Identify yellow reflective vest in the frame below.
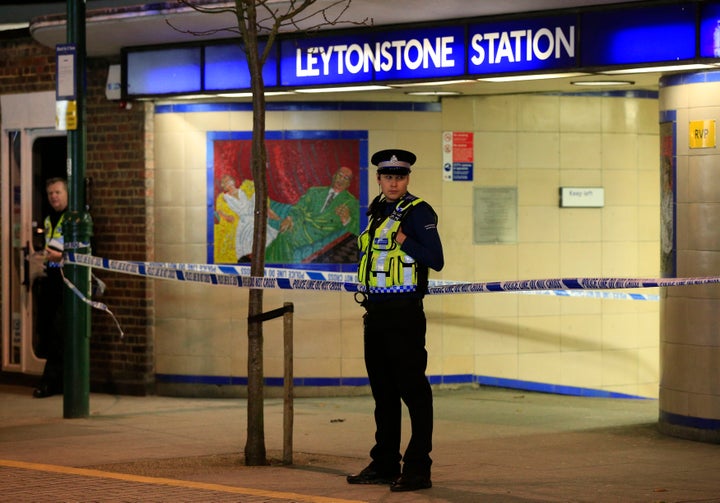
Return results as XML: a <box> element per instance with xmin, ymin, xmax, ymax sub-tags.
<box><xmin>358</xmin><ymin>196</ymin><xmax>423</xmax><ymax>294</ymax></box>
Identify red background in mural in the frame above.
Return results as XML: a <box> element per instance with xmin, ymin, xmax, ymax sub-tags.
<box><xmin>213</xmin><ymin>139</ymin><xmax>361</xmax><ymax>202</ymax></box>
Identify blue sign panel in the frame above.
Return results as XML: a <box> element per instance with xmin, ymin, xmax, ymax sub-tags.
<box><xmin>581</xmin><ymin>4</ymin><xmax>696</xmax><ymax>66</ymax></box>
<box><xmin>468</xmin><ymin>16</ymin><xmax>577</xmax><ymax>75</ymax></box>
<box><xmin>205</xmin><ymin>42</ymin><xmax>278</xmax><ymax>90</ymax></box>
<box><xmin>700</xmin><ymin>2</ymin><xmax>720</xmax><ymax>58</ymax></box>
<box><xmin>280</xmin><ymin>26</ymin><xmax>465</xmax><ymax>87</ymax></box>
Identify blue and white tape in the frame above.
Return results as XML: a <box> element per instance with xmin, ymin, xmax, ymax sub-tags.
<box><xmin>63</xmin><ymin>253</ymin><xmax>711</xmax><ymax>301</ymax></box>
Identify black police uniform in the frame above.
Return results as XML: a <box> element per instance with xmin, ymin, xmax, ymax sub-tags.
<box><xmin>348</xmin><ymin>149</ymin><xmax>444</xmax><ymax>492</ymax></box>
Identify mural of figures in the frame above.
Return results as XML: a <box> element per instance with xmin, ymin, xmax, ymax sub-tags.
<box><xmin>660</xmin><ymin>122</ymin><xmax>675</xmax><ymax>277</ymax></box>
<box><xmin>213</xmin><ymin>175</ymin><xmax>279</xmax><ymax>263</ymax></box>
<box><xmin>209</xmin><ymin>133</ymin><xmax>366</xmax><ymax>266</ymax></box>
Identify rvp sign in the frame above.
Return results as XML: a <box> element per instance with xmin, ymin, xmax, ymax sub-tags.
<box><xmin>689</xmin><ymin>120</ymin><xmax>716</xmax><ymax>149</ymax></box>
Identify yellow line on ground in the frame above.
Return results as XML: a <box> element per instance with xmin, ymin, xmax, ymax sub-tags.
<box><xmin>0</xmin><ymin>459</ymin><xmax>368</xmax><ymax>503</ymax></box>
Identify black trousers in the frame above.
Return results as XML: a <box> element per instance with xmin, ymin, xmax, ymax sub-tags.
<box><xmin>36</xmin><ymin>272</ymin><xmax>64</xmax><ymax>392</ymax></box>
<box><xmin>363</xmin><ymin>299</ymin><xmax>433</xmax><ymax>476</ymax></box>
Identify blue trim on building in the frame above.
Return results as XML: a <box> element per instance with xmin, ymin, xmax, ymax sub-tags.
<box><xmin>155</xmin><ymin>101</ymin><xmax>443</xmax><ymax>114</ymax></box>
<box><xmin>660</xmin><ymin>410</ymin><xmax>720</xmax><ymax>431</ymax></box>
<box><xmin>155</xmin><ymin>373</ymin><xmax>648</xmax><ymax>399</ymax></box>
<box><xmin>660</xmin><ymin>69</ymin><xmax>720</xmax><ymax>88</ymax></box>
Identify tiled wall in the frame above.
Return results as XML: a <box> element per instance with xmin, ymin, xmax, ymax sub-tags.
<box><xmin>152</xmin><ymin>92</ymin><xmax>660</xmax><ymax>398</ymax></box>
<box><xmin>659</xmin><ymin>73</ymin><xmax>720</xmax><ymax>434</ymax></box>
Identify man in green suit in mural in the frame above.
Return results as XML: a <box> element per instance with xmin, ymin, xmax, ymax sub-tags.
<box><xmin>266</xmin><ymin>166</ymin><xmax>359</xmax><ymax>263</ymax></box>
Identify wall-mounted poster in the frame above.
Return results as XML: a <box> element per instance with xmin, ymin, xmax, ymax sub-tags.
<box><xmin>207</xmin><ymin>130</ymin><xmax>368</xmax><ymax>271</ymax></box>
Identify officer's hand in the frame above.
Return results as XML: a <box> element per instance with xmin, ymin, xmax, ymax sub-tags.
<box><xmin>395</xmin><ymin>226</ymin><xmax>406</xmax><ymax>245</ymax></box>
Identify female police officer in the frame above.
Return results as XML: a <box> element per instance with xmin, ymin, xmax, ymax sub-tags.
<box><xmin>347</xmin><ymin>149</ymin><xmax>444</xmax><ymax>492</ymax></box>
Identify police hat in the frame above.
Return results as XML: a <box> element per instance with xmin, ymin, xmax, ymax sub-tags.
<box><xmin>371</xmin><ymin>149</ymin><xmax>416</xmax><ymax>175</ymax></box>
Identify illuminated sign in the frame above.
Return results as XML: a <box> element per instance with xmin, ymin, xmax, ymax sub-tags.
<box><xmin>581</xmin><ymin>4</ymin><xmax>696</xmax><ymax>66</ymax></box>
<box><xmin>280</xmin><ymin>26</ymin><xmax>465</xmax><ymax>86</ymax></box>
<box><xmin>700</xmin><ymin>2</ymin><xmax>720</xmax><ymax>58</ymax></box>
<box><xmin>123</xmin><ymin>1</ymin><xmax>720</xmax><ymax>98</ymax></box>
<box><xmin>468</xmin><ymin>16</ymin><xmax>576</xmax><ymax>74</ymax></box>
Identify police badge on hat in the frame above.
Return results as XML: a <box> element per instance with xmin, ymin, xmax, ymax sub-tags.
<box><xmin>371</xmin><ymin>149</ymin><xmax>416</xmax><ymax>175</ymax></box>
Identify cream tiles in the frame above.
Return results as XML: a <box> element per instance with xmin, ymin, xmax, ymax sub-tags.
<box><xmin>155</xmin><ymin>206</ymin><xmax>186</xmax><ymax>245</ymax></box>
<box><xmin>442</xmin><ymin>319</ymin><xmax>475</xmax><ymax>356</ymax></box>
<box><xmin>601</xmin><ymin>241</ymin><xmax>638</xmax><ymax>276</ymax></box>
<box><xmin>559</xmin><ymin>242</ymin><xmax>602</xmax><ymax>276</ymax></box>
<box><xmin>156</xmin><ymin>354</ymin><xmax>233</xmax><ymax>376</ymax></box>
<box><xmin>637</xmin><ymin>170</ymin><xmax>660</xmax><ymax>207</ymax></box>
<box><xmin>636</xmin><ymin>99</ymin><xmax>659</xmax><ymax>135</ymax></box>
<box><xmin>154</xmin><ymin>132</ymin><xmax>187</xmax><ymax>172</ymax></box>
<box><xmin>294</xmin><ymin>319</ymin><xmax>342</xmax><ymax>358</ymax></box>
<box><xmin>294</xmin><ymin>356</ymin><xmax>341</xmax><ymax>377</ymax></box>
<box><xmin>518</xmin><ymin>206</ymin><xmax>559</xmax><ymax>242</ymax></box>
<box><xmin>474</xmin><ymin>293</ymin><xmax>518</xmax><ymax>318</ymax></box>
<box><xmin>517</xmin><ymin>169</ymin><xmax>560</xmax><ymax>206</ymax></box>
<box><xmin>154</xmin><ymin>167</ymin><xmax>186</xmax><ymax>207</ymax></box>
<box><xmin>601</xmin><ymin>134</ymin><xmax>638</xmax><ymax>172</ymax></box>
<box><xmin>560</xmin><ymin>314</ymin><xmax>602</xmax><ymax>351</ymax></box>
<box><xmin>560</xmin><ymin>210</ymin><xmax>602</xmax><ymax>242</ymax></box>
<box><xmin>474</xmin><ymin>95</ymin><xmax>518</xmax><ymax>131</ymax></box>
<box><xmin>152</xmin><ymin>91</ymin><xmax>662</xmax><ymax>398</ymax></box>
<box><xmin>602</xmin><ymin>98</ymin><xmax>638</xmax><ymax>133</ymax></box>
<box><xmin>601</xmin><ymin>349</ymin><xmax>639</xmax><ymax>386</ymax></box>
<box><xmin>560</xmin><ymin>133</ymin><xmax>602</xmax><ymax>170</ymax></box>
<box><xmin>474</xmin><ymin>354</ymin><xmax>518</xmax><ymax>379</ymax></box>
<box><xmin>475</xmin><ymin>131</ymin><xmax>518</xmax><ymax>170</ymax></box>
<box><xmin>517</xmin><ymin>95</ymin><xmax>560</xmax><ymax>132</ymax></box>
<box><xmin>559</xmin><ymin>169</ymin><xmax>602</xmax><ymax>187</ymax></box>
<box><xmin>560</xmin><ymin>351</ymin><xmax>603</xmax><ymax>388</ymax></box>
<box><xmin>518</xmin><ymin>315</ymin><xmax>560</xmax><ymax>353</ymax></box>
<box><xmin>637</xmin><ymin>134</ymin><xmax>660</xmax><ymax>171</ymax></box>
<box><xmin>517</xmin><ymin>132</ymin><xmax>560</xmax><ymax>169</ymax></box>
<box><xmin>602</xmin><ymin>312</ymin><xmax>638</xmax><ymax>350</ymax></box>
<box><xmin>473</xmin><ymin>168</ymin><xmax>518</xmax><ymax>186</ymax></box>
<box><xmin>688</xmin><ymin>154</ymin><xmax>720</xmax><ymax>202</ymax></box>
<box><xmin>517</xmin><ymin>242</ymin><xmax>561</xmax><ymax>278</ymax></box>
<box><xmin>282</xmin><ymin>110</ymin><xmax>341</xmax><ymax>130</ymax></box>
<box><xmin>517</xmin><ymin>293</ymin><xmax>561</xmax><ymax>317</ymax></box>
<box><xmin>603</xmin><ymin>171</ymin><xmax>639</xmax><ymax>206</ymax></box>
<box><xmin>441</xmin><ymin>294</ymin><xmax>475</xmax><ymax>318</ymax></box>
<box><xmin>228</xmin><ymin>111</ymin><xmax>253</xmax><ymax>130</ymax></box>
<box><xmin>518</xmin><ymin>352</ymin><xmax>562</xmax><ymax>383</ymax></box>
<box><xmin>560</xmin><ymin>96</ymin><xmax>602</xmax><ymax>132</ymax></box>
<box><xmin>474</xmin><ymin>316</ymin><xmax>518</xmax><ymax>354</ymax></box>
<box><xmin>186</xmin><ymin>111</ymin><xmax>232</xmax><ymax>131</ymax></box>
<box><xmin>687</xmin><ymin>81</ymin><xmax>720</xmax><ymax>109</ymax></box>
<box><xmin>471</xmin><ymin>245</ymin><xmax>517</xmax><ymax>280</ymax></box>
<box><xmin>602</xmin><ymin>206</ymin><xmax>638</xmax><ymax>241</ymax></box>
<box><xmin>441</xmin><ymin>96</ymin><xmax>475</xmax><ymax>131</ymax></box>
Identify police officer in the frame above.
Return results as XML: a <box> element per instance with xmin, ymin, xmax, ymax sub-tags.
<box><xmin>347</xmin><ymin>149</ymin><xmax>444</xmax><ymax>492</ymax></box>
<box><xmin>33</xmin><ymin>177</ymin><xmax>68</xmax><ymax>398</ymax></box>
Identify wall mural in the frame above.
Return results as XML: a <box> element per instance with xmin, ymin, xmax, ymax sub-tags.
<box><xmin>207</xmin><ymin>130</ymin><xmax>368</xmax><ymax>270</ymax></box>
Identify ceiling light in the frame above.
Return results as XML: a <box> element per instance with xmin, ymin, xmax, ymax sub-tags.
<box><xmin>602</xmin><ymin>64</ymin><xmax>714</xmax><ymax>74</ymax></box>
<box><xmin>295</xmin><ymin>85</ymin><xmax>391</xmax><ymax>93</ymax></box>
<box><xmin>216</xmin><ymin>91</ymin><xmax>295</xmax><ymax>98</ymax></box>
<box><xmin>477</xmin><ymin>72</ymin><xmax>588</xmax><ymax>83</ymax></box>
<box><xmin>571</xmin><ymin>80</ymin><xmax>634</xmax><ymax>86</ymax></box>
<box><xmin>392</xmin><ymin>79</ymin><xmax>473</xmax><ymax>88</ymax></box>
<box><xmin>406</xmin><ymin>91</ymin><xmax>461</xmax><ymax>96</ymax></box>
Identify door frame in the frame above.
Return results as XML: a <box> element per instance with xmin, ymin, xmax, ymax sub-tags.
<box><xmin>1</xmin><ymin>91</ymin><xmax>61</xmax><ymax>374</ymax></box>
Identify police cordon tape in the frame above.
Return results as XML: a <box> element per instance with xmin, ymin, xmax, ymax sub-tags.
<box><xmin>62</xmin><ymin>253</ymin><xmax>720</xmax><ymax>302</ymax></box>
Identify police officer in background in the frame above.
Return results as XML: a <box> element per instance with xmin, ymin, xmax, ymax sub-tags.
<box><xmin>32</xmin><ymin>177</ymin><xmax>68</xmax><ymax>398</ymax></box>
<box><xmin>347</xmin><ymin>149</ymin><xmax>444</xmax><ymax>492</ymax></box>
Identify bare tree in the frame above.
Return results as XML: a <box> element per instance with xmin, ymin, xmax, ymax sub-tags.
<box><xmin>172</xmin><ymin>0</ymin><xmax>367</xmax><ymax>466</ymax></box>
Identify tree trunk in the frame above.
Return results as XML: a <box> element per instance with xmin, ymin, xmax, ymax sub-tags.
<box><xmin>240</xmin><ymin>0</ymin><xmax>269</xmax><ymax>467</ymax></box>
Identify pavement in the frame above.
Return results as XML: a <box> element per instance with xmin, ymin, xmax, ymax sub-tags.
<box><xmin>1</xmin><ymin>383</ymin><xmax>720</xmax><ymax>503</ymax></box>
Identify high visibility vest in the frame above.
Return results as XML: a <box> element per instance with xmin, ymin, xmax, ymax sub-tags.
<box><xmin>43</xmin><ymin>212</ymin><xmax>65</xmax><ymax>268</ymax></box>
<box><xmin>358</xmin><ymin>196</ymin><xmax>423</xmax><ymax>294</ymax></box>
